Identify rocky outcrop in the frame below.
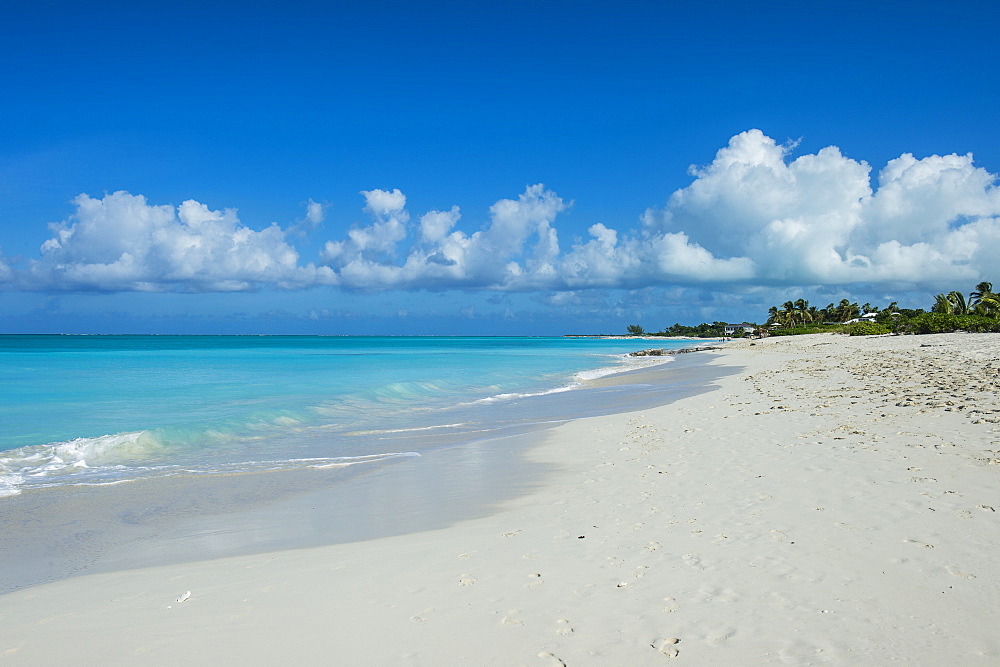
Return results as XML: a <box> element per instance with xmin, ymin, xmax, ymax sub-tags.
<box><xmin>629</xmin><ymin>345</ymin><xmax>722</xmax><ymax>357</ymax></box>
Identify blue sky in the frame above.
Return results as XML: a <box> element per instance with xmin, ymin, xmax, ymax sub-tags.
<box><xmin>2</xmin><ymin>0</ymin><xmax>998</xmax><ymax>334</ymax></box>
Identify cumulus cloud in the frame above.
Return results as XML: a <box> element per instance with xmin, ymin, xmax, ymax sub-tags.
<box><xmin>304</xmin><ymin>198</ymin><xmax>326</xmax><ymax>225</ymax></box>
<box><xmin>315</xmin><ymin>184</ymin><xmax>571</xmax><ymax>290</ymax></box>
<box><xmin>646</xmin><ymin>129</ymin><xmax>1000</xmax><ymax>286</ymax></box>
<box><xmin>9</xmin><ymin>130</ymin><xmax>1000</xmax><ymax>295</ymax></box>
<box><xmin>308</xmin><ymin>131</ymin><xmax>997</xmax><ymax>292</ymax></box>
<box><xmin>321</xmin><ymin>189</ymin><xmax>411</xmax><ymax>269</ymax></box>
<box><xmin>25</xmin><ymin>191</ymin><xmax>333</xmax><ymax>292</ymax></box>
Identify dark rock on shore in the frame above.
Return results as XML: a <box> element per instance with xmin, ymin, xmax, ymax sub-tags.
<box><xmin>629</xmin><ymin>345</ymin><xmax>722</xmax><ymax>357</ymax></box>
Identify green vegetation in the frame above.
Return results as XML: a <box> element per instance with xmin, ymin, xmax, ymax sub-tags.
<box><xmin>767</xmin><ymin>298</ymin><xmax>875</xmax><ymax>326</ymax></box>
<box><xmin>898</xmin><ymin>313</ymin><xmax>1000</xmax><ymax>334</ymax></box>
<box><xmin>771</xmin><ymin>323</ymin><xmax>851</xmax><ymax>336</ymax></box>
<box><xmin>658</xmin><ymin>322</ymin><xmax>733</xmax><ymax>338</ymax></box>
<box><xmin>625</xmin><ymin>280</ymin><xmax>1000</xmax><ymax>339</ymax></box>
<box><xmin>762</xmin><ymin>280</ymin><xmax>1000</xmax><ymax>337</ymax></box>
<box><xmin>850</xmin><ymin>321</ymin><xmax>891</xmax><ymax>336</ymax></box>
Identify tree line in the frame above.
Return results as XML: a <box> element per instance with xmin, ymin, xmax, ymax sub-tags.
<box><xmin>627</xmin><ymin>281</ymin><xmax>1000</xmax><ymax>337</ymax></box>
<box><xmin>763</xmin><ymin>281</ymin><xmax>1000</xmax><ymax>335</ymax></box>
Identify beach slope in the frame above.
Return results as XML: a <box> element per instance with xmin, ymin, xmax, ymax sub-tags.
<box><xmin>2</xmin><ymin>333</ymin><xmax>998</xmax><ymax>664</ymax></box>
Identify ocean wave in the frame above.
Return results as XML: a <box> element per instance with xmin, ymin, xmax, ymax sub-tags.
<box><xmin>0</xmin><ymin>431</ymin><xmax>419</xmax><ymax>497</ymax></box>
<box><xmin>461</xmin><ymin>353</ymin><xmax>677</xmax><ymax>406</ymax></box>
<box><xmin>343</xmin><ymin>423</ymin><xmax>469</xmax><ymax>436</ymax></box>
<box><xmin>463</xmin><ymin>384</ymin><xmax>578</xmax><ymax>406</ymax></box>
<box><xmin>574</xmin><ymin>353</ymin><xmax>676</xmax><ymax>381</ymax></box>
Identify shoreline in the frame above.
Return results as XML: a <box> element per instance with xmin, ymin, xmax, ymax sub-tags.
<box><xmin>2</xmin><ymin>333</ymin><xmax>998</xmax><ymax>663</ymax></box>
<box><xmin>0</xmin><ymin>348</ymin><xmax>726</xmax><ymax>595</ymax></box>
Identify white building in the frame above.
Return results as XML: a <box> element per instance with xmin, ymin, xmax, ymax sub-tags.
<box><xmin>723</xmin><ymin>322</ymin><xmax>756</xmax><ymax>335</ymax></box>
<box><xmin>843</xmin><ymin>312</ymin><xmax>879</xmax><ymax>324</ymax></box>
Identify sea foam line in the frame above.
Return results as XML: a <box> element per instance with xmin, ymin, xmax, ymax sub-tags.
<box><xmin>462</xmin><ymin>353</ymin><xmax>677</xmax><ymax>406</ymax></box>
<box><xmin>0</xmin><ymin>447</ymin><xmax>420</xmax><ymax>497</ymax></box>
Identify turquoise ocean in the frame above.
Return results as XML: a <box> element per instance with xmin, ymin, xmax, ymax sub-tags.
<box><xmin>0</xmin><ymin>335</ymin><xmax>703</xmax><ymax>499</ymax></box>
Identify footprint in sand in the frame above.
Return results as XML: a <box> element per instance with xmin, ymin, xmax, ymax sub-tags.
<box><xmin>663</xmin><ymin>597</ymin><xmax>680</xmax><ymax>613</ymax></box>
<box><xmin>945</xmin><ymin>565</ymin><xmax>976</xmax><ymax>579</ymax></box>
<box><xmin>652</xmin><ymin>637</ymin><xmax>680</xmax><ymax>658</ymax></box>
<box><xmin>459</xmin><ymin>574</ymin><xmax>477</xmax><ymax>586</ymax></box>
<box><xmin>555</xmin><ymin>618</ymin><xmax>574</xmax><ymax>635</ymax></box>
<box><xmin>682</xmin><ymin>554</ymin><xmax>705</xmax><ymax>569</ymax></box>
<box><xmin>538</xmin><ymin>651</ymin><xmax>567</xmax><ymax>666</ymax></box>
<box><xmin>410</xmin><ymin>607</ymin><xmax>435</xmax><ymax>623</ymax></box>
<box><xmin>502</xmin><ymin>610</ymin><xmax>524</xmax><ymax>626</ymax></box>
<box><xmin>904</xmin><ymin>538</ymin><xmax>935</xmax><ymax>549</ymax></box>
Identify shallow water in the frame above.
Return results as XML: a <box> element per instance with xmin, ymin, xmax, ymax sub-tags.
<box><xmin>0</xmin><ymin>335</ymin><xmax>697</xmax><ymax>497</ymax></box>
<box><xmin>0</xmin><ymin>336</ymin><xmax>729</xmax><ymax>593</ymax></box>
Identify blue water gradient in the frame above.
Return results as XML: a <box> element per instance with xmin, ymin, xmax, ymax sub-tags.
<box><xmin>0</xmin><ymin>335</ymin><xmax>700</xmax><ymax>496</ymax></box>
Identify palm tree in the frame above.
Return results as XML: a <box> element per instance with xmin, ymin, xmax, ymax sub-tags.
<box><xmin>932</xmin><ymin>291</ymin><xmax>968</xmax><ymax>315</ymax></box>
<box><xmin>972</xmin><ymin>287</ymin><xmax>999</xmax><ymax>317</ymax></box>
<box><xmin>976</xmin><ymin>294</ymin><xmax>1000</xmax><ymax>317</ymax></box>
<box><xmin>794</xmin><ymin>299</ymin><xmax>811</xmax><ymax>325</ymax></box>
<box><xmin>969</xmin><ymin>281</ymin><xmax>999</xmax><ymax>316</ymax></box>
<box><xmin>970</xmin><ymin>281</ymin><xmax>993</xmax><ymax>307</ymax></box>
<box><xmin>776</xmin><ymin>301</ymin><xmax>795</xmax><ymax>327</ymax></box>
<box><xmin>833</xmin><ymin>299</ymin><xmax>860</xmax><ymax>322</ymax></box>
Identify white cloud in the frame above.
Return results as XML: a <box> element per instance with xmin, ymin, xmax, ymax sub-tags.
<box><xmin>9</xmin><ymin>130</ymin><xmax>1000</xmax><ymax>296</ymax></box>
<box><xmin>26</xmin><ymin>191</ymin><xmax>333</xmax><ymax>292</ymax></box>
<box><xmin>362</xmin><ymin>188</ymin><xmax>407</xmax><ymax>219</ymax></box>
<box><xmin>321</xmin><ymin>189</ymin><xmax>411</xmax><ymax>269</ymax></box>
<box><xmin>645</xmin><ymin>129</ymin><xmax>1000</xmax><ymax>287</ymax></box>
<box><xmin>419</xmin><ymin>207</ymin><xmax>460</xmax><ymax>244</ymax></box>
<box><xmin>305</xmin><ymin>198</ymin><xmax>325</xmax><ymax>225</ymax></box>
<box><xmin>308</xmin><ymin>132</ymin><xmax>998</xmax><ymax>293</ymax></box>
<box><xmin>318</xmin><ymin>184</ymin><xmax>571</xmax><ymax>290</ymax></box>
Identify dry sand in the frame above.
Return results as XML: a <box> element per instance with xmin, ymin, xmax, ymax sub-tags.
<box><xmin>2</xmin><ymin>332</ymin><xmax>998</xmax><ymax>665</ymax></box>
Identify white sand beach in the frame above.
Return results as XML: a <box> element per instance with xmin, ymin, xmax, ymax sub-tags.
<box><xmin>2</xmin><ymin>332</ymin><xmax>998</xmax><ymax>665</ymax></box>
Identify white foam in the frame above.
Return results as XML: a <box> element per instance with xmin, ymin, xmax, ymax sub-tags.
<box><xmin>575</xmin><ymin>354</ymin><xmax>676</xmax><ymax>381</ymax></box>
<box><xmin>462</xmin><ymin>353</ymin><xmax>679</xmax><ymax>407</ymax></box>
<box><xmin>0</xmin><ymin>430</ymin><xmax>420</xmax><ymax>497</ymax></box>
<box><xmin>464</xmin><ymin>384</ymin><xmax>578</xmax><ymax>406</ymax></box>
<box><xmin>0</xmin><ymin>431</ymin><xmax>158</xmax><ymax>492</ymax></box>
<box><xmin>344</xmin><ymin>424</ymin><xmax>468</xmax><ymax>436</ymax></box>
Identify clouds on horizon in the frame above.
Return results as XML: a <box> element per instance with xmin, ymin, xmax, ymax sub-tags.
<box><xmin>5</xmin><ymin>129</ymin><xmax>1000</xmax><ymax>296</ymax></box>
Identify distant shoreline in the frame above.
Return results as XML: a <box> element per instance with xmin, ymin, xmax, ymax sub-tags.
<box><xmin>563</xmin><ymin>334</ymin><xmax>708</xmax><ymax>340</ymax></box>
